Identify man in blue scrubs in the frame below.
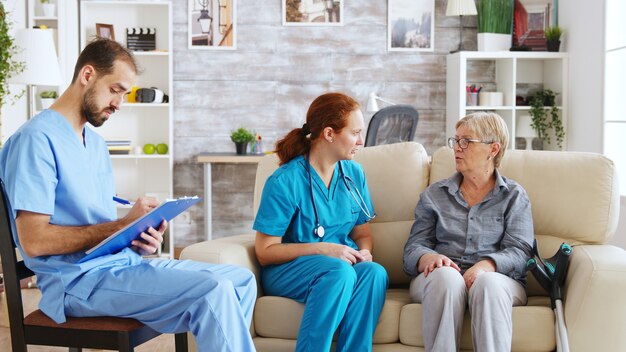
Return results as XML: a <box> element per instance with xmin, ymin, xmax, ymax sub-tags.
<box><xmin>0</xmin><ymin>39</ymin><xmax>256</xmax><ymax>351</ymax></box>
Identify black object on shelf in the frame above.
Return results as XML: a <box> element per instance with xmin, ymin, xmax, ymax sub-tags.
<box><xmin>126</xmin><ymin>27</ymin><xmax>156</xmax><ymax>51</ymax></box>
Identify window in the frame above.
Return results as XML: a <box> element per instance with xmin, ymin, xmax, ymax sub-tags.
<box><xmin>604</xmin><ymin>0</ymin><xmax>626</xmax><ymax>195</ymax></box>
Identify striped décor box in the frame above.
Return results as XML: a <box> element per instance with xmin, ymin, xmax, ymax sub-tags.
<box><xmin>126</xmin><ymin>27</ymin><xmax>156</xmax><ymax>51</ymax></box>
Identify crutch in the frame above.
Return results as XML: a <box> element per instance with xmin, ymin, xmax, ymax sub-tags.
<box><xmin>527</xmin><ymin>240</ymin><xmax>572</xmax><ymax>352</ymax></box>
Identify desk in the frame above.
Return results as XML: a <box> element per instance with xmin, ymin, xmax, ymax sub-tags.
<box><xmin>196</xmin><ymin>153</ymin><xmax>264</xmax><ymax>240</ymax></box>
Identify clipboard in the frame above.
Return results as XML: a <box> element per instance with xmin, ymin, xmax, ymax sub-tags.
<box><xmin>78</xmin><ymin>196</ymin><xmax>202</xmax><ymax>263</ymax></box>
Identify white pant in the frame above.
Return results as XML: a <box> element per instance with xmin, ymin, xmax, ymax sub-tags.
<box><xmin>409</xmin><ymin>267</ymin><xmax>526</xmax><ymax>352</ymax></box>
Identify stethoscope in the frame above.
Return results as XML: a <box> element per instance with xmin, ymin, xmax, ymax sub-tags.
<box><xmin>306</xmin><ymin>153</ymin><xmax>376</xmax><ymax>238</ymax></box>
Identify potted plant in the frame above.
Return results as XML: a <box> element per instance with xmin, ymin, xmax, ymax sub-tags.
<box><xmin>39</xmin><ymin>90</ymin><xmax>57</xmax><ymax>109</ymax></box>
<box><xmin>1</xmin><ymin>3</ymin><xmax>25</xmax><ymax>147</ymax></box>
<box><xmin>528</xmin><ymin>89</ymin><xmax>565</xmax><ymax>150</ymax></box>
<box><xmin>476</xmin><ymin>0</ymin><xmax>514</xmax><ymax>51</ymax></box>
<box><xmin>544</xmin><ymin>26</ymin><xmax>563</xmax><ymax>52</ymax></box>
<box><xmin>230</xmin><ymin>127</ymin><xmax>255</xmax><ymax>155</ymax></box>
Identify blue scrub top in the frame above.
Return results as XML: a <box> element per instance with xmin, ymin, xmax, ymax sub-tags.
<box><xmin>253</xmin><ymin>156</ymin><xmax>374</xmax><ymax>250</ymax></box>
<box><xmin>0</xmin><ymin>110</ymin><xmax>141</xmax><ymax>323</ymax></box>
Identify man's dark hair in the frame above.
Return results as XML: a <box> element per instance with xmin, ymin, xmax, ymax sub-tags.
<box><xmin>71</xmin><ymin>38</ymin><xmax>138</xmax><ymax>83</ymax></box>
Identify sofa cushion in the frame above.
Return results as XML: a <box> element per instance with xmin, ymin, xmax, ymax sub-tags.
<box><xmin>254</xmin><ymin>288</ymin><xmax>412</xmax><ymax>344</ymax></box>
<box><xmin>399</xmin><ymin>299</ymin><xmax>555</xmax><ymax>351</ymax></box>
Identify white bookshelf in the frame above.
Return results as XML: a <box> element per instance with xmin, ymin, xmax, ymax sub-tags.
<box><xmin>446</xmin><ymin>51</ymin><xmax>569</xmax><ymax>151</ymax></box>
<box><xmin>79</xmin><ymin>0</ymin><xmax>175</xmax><ymax>257</ymax></box>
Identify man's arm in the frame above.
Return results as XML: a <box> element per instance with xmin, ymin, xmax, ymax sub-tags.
<box><xmin>16</xmin><ymin>197</ymin><xmax>163</xmax><ymax>257</ymax></box>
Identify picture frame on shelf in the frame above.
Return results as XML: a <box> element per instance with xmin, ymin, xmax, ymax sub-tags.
<box><xmin>282</xmin><ymin>0</ymin><xmax>343</xmax><ymax>26</ymax></box>
<box><xmin>188</xmin><ymin>0</ymin><xmax>236</xmax><ymax>50</ymax></box>
<box><xmin>95</xmin><ymin>23</ymin><xmax>115</xmax><ymax>41</ymax></box>
<box><xmin>388</xmin><ymin>0</ymin><xmax>435</xmax><ymax>52</ymax></box>
<box><xmin>512</xmin><ymin>0</ymin><xmax>558</xmax><ymax>51</ymax></box>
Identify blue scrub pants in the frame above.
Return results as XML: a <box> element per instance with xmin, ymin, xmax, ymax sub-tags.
<box><xmin>262</xmin><ymin>255</ymin><xmax>388</xmax><ymax>352</ymax></box>
<box><xmin>63</xmin><ymin>259</ymin><xmax>256</xmax><ymax>352</ymax></box>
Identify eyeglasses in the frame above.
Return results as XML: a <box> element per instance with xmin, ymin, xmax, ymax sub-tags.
<box><xmin>447</xmin><ymin>137</ymin><xmax>493</xmax><ymax>149</ymax></box>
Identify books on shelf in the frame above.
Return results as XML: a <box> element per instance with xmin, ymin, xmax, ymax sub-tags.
<box><xmin>106</xmin><ymin>140</ymin><xmax>131</xmax><ymax>155</ymax></box>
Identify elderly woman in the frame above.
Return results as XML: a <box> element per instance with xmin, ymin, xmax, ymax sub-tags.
<box><xmin>403</xmin><ymin>112</ymin><xmax>534</xmax><ymax>352</ymax></box>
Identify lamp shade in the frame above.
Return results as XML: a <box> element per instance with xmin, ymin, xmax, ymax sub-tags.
<box><xmin>366</xmin><ymin>92</ymin><xmax>379</xmax><ymax>112</ymax></box>
<box><xmin>9</xmin><ymin>29</ymin><xmax>62</xmax><ymax>86</ymax></box>
<box><xmin>446</xmin><ymin>0</ymin><xmax>477</xmax><ymax>16</ymax></box>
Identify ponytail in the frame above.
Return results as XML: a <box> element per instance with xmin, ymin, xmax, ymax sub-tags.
<box><xmin>275</xmin><ymin>92</ymin><xmax>359</xmax><ymax>165</ymax></box>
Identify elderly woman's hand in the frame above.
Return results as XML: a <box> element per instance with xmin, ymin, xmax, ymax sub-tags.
<box><xmin>463</xmin><ymin>259</ymin><xmax>496</xmax><ymax>289</ymax></box>
<box><xmin>418</xmin><ymin>253</ymin><xmax>461</xmax><ymax>277</ymax></box>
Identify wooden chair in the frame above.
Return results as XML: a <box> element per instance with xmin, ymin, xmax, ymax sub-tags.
<box><xmin>0</xmin><ymin>179</ymin><xmax>188</xmax><ymax>352</ymax></box>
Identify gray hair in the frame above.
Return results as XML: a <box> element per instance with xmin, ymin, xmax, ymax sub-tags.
<box><xmin>455</xmin><ymin>111</ymin><xmax>509</xmax><ymax>168</ymax></box>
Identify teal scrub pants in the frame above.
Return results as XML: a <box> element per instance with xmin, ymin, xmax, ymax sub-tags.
<box><xmin>262</xmin><ymin>255</ymin><xmax>388</xmax><ymax>352</ymax></box>
<box><xmin>63</xmin><ymin>259</ymin><xmax>257</xmax><ymax>352</ymax></box>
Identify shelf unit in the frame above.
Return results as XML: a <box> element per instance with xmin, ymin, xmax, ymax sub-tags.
<box><xmin>446</xmin><ymin>51</ymin><xmax>569</xmax><ymax>151</ymax></box>
<box><xmin>79</xmin><ymin>0</ymin><xmax>175</xmax><ymax>258</ymax></box>
<box><xmin>26</xmin><ymin>0</ymin><xmax>79</xmax><ymax>114</ymax></box>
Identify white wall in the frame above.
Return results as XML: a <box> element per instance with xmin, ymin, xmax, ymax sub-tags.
<box><xmin>561</xmin><ymin>0</ymin><xmax>625</xmax><ymax>249</ymax></box>
<box><xmin>560</xmin><ymin>0</ymin><xmax>605</xmax><ymax>153</ymax></box>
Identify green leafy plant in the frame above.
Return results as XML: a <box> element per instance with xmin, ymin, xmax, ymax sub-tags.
<box><xmin>40</xmin><ymin>0</ymin><xmax>50</xmax><ymax>4</ymax></box>
<box><xmin>477</xmin><ymin>0</ymin><xmax>514</xmax><ymax>34</ymax></box>
<box><xmin>0</xmin><ymin>3</ymin><xmax>25</xmax><ymax>109</ymax></box>
<box><xmin>230</xmin><ymin>127</ymin><xmax>255</xmax><ymax>144</ymax></box>
<box><xmin>39</xmin><ymin>90</ymin><xmax>58</xmax><ymax>99</ymax></box>
<box><xmin>529</xmin><ymin>89</ymin><xmax>565</xmax><ymax>149</ymax></box>
<box><xmin>544</xmin><ymin>26</ymin><xmax>563</xmax><ymax>42</ymax></box>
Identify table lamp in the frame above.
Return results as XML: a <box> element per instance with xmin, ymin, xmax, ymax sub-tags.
<box><xmin>446</xmin><ymin>0</ymin><xmax>477</xmax><ymax>53</ymax></box>
<box><xmin>516</xmin><ymin>114</ymin><xmax>537</xmax><ymax>150</ymax></box>
<box><xmin>9</xmin><ymin>28</ymin><xmax>62</xmax><ymax>119</ymax></box>
<box><xmin>366</xmin><ymin>92</ymin><xmax>397</xmax><ymax>113</ymax></box>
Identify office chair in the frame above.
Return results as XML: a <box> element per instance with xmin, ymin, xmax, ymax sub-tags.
<box><xmin>0</xmin><ymin>179</ymin><xmax>188</xmax><ymax>352</ymax></box>
<box><xmin>365</xmin><ymin>105</ymin><xmax>419</xmax><ymax>147</ymax></box>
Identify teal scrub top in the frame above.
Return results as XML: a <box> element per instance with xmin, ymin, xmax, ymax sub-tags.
<box><xmin>253</xmin><ymin>156</ymin><xmax>374</xmax><ymax>250</ymax></box>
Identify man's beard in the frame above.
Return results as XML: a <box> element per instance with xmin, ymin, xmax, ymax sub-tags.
<box><xmin>81</xmin><ymin>86</ymin><xmax>112</xmax><ymax>127</ymax></box>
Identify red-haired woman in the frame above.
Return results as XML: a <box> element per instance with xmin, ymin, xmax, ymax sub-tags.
<box><xmin>253</xmin><ymin>92</ymin><xmax>388</xmax><ymax>351</ymax></box>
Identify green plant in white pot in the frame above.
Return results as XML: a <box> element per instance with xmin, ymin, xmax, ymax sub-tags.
<box><xmin>476</xmin><ymin>0</ymin><xmax>514</xmax><ymax>51</ymax></box>
<box><xmin>39</xmin><ymin>90</ymin><xmax>57</xmax><ymax>109</ymax></box>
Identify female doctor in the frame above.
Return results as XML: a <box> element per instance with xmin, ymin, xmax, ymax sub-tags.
<box><xmin>253</xmin><ymin>92</ymin><xmax>388</xmax><ymax>352</ymax></box>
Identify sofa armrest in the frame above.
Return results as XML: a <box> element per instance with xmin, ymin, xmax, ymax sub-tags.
<box><xmin>564</xmin><ymin>244</ymin><xmax>626</xmax><ymax>351</ymax></box>
<box><xmin>179</xmin><ymin>234</ymin><xmax>261</xmax><ymax>288</ymax></box>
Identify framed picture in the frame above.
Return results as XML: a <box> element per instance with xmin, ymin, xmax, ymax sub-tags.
<box><xmin>95</xmin><ymin>23</ymin><xmax>115</xmax><ymax>41</ymax></box>
<box><xmin>283</xmin><ymin>0</ymin><xmax>343</xmax><ymax>26</ymax></box>
<box><xmin>388</xmin><ymin>0</ymin><xmax>435</xmax><ymax>52</ymax></box>
<box><xmin>512</xmin><ymin>0</ymin><xmax>558</xmax><ymax>50</ymax></box>
<box><xmin>188</xmin><ymin>0</ymin><xmax>237</xmax><ymax>50</ymax></box>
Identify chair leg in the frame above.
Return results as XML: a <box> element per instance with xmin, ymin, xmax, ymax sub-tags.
<box><xmin>117</xmin><ymin>333</ymin><xmax>133</xmax><ymax>352</ymax></box>
<box><xmin>175</xmin><ymin>332</ymin><xmax>189</xmax><ymax>352</ymax></box>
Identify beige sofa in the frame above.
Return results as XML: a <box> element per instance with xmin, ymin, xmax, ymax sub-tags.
<box><xmin>181</xmin><ymin>142</ymin><xmax>626</xmax><ymax>351</ymax></box>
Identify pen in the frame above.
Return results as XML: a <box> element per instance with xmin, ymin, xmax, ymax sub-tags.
<box><xmin>112</xmin><ymin>196</ymin><xmax>132</xmax><ymax>205</ymax></box>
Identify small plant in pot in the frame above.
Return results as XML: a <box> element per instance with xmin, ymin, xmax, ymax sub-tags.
<box><xmin>544</xmin><ymin>26</ymin><xmax>563</xmax><ymax>52</ymax></box>
<box><xmin>230</xmin><ymin>127</ymin><xmax>255</xmax><ymax>155</ymax></box>
<box><xmin>528</xmin><ymin>89</ymin><xmax>565</xmax><ymax>150</ymax></box>
<box><xmin>39</xmin><ymin>90</ymin><xmax>58</xmax><ymax>109</ymax></box>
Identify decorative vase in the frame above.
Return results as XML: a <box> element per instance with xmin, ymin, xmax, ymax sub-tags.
<box><xmin>42</xmin><ymin>3</ymin><xmax>56</xmax><ymax>17</ymax></box>
<box><xmin>477</xmin><ymin>33</ymin><xmax>512</xmax><ymax>51</ymax></box>
<box><xmin>546</xmin><ymin>40</ymin><xmax>561</xmax><ymax>52</ymax></box>
<box><xmin>235</xmin><ymin>142</ymin><xmax>248</xmax><ymax>155</ymax></box>
<box><xmin>40</xmin><ymin>98</ymin><xmax>55</xmax><ymax>109</ymax></box>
